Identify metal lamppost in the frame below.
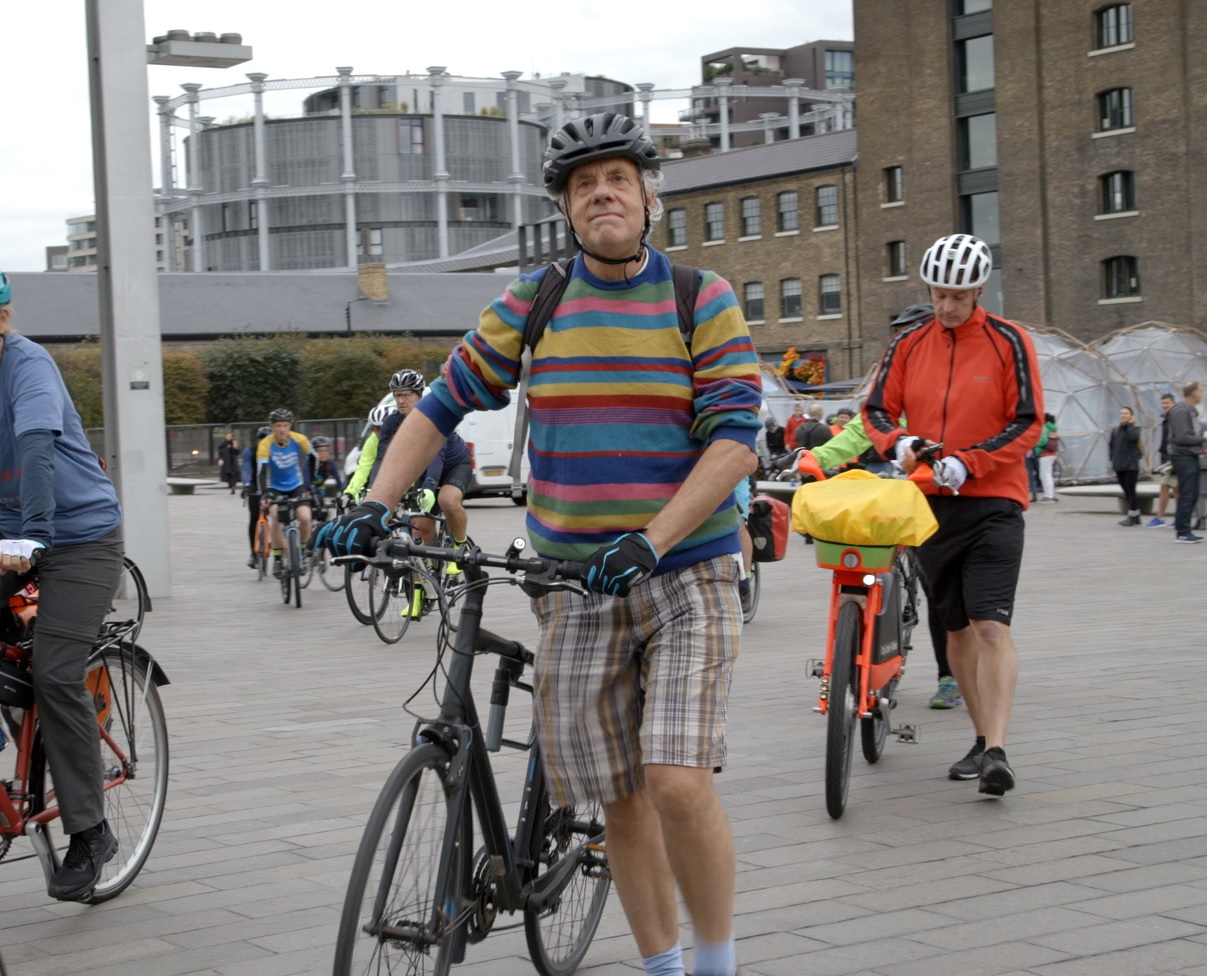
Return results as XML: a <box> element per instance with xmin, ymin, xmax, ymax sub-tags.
<box><xmin>85</xmin><ymin>3</ymin><xmax>250</xmax><ymax>598</ymax></box>
<box><xmin>345</xmin><ymin>297</ymin><xmax>367</xmax><ymax>336</ymax></box>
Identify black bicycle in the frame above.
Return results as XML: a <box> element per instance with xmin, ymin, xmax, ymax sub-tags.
<box><xmin>332</xmin><ymin>537</ymin><xmax>610</xmax><ymax>976</ymax></box>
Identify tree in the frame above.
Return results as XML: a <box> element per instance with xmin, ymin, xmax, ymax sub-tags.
<box><xmin>202</xmin><ymin>336</ymin><xmax>303</xmax><ymax>424</ymax></box>
<box><xmin>162</xmin><ymin>350</ymin><xmax>209</xmax><ymax>424</ymax></box>
<box><xmin>52</xmin><ymin>341</ymin><xmax>104</xmax><ymax>428</ymax></box>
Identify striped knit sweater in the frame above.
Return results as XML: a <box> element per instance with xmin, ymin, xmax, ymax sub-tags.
<box><xmin>418</xmin><ymin>248</ymin><xmax>762</xmax><ymax>572</ymax></box>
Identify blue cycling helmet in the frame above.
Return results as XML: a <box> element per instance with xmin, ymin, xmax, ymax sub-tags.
<box><xmin>0</xmin><ymin>271</ymin><xmax>10</xmax><ymax>305</ymax></box>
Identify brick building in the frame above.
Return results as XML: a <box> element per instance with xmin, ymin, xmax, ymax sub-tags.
<box><xmin>853</xmin><ymin>0</ymin><xmax>1207</xmax><ymax>342</ymax></box>
<box><xmin>658</xmin><ymin>129</ymin><xmax>864</xmax><ymax>381</ymax></box>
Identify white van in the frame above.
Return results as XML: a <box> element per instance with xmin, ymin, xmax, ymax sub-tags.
<box><xmin>343</xmin><ymin>394</ymin><xmax>530</xmax><ymax>503</ymax></box>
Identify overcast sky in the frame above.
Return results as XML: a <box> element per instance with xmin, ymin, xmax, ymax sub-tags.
<box><xmin>0</xmin><ymin>1</ymin><xmax>852</xmax><ymax>274</ymax></box>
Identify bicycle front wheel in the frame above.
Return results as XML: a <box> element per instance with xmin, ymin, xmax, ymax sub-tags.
<box><xmin>315</xmin><ymin>549</ymin><xmax>346</xmax><ymax>592</ymax></box>
<box><xmin>334</xmin><ymin>744</ymin><xmax>466</xmax><ymax>976</ymax></box>
<box><xmin>288</xmin><ymin>531</ymin><xmax>304</xmax><ymax>607</ymax></box>
<box><xmin>88</xmin><ymin>644</ymin><xmax>170</xmax><ymax>902</ymax></box>
<box><xmin>370</xmin><ymin>569</ymin><xmax>415</xmax><ymax>645</ymax></box>
<box><xmin>825</xmin><ymin>601</ymin><xmax>861</xmax><ymax>819</ymax></box>
<box><xmin>345</xmin><ymin>564</ymin><xmax>377</xmax><ymax>625</ymax></box>
<box><xmin>523</xmin><ymin>798</ymin><xmax>610</xmax><ymax>976</ymax></box>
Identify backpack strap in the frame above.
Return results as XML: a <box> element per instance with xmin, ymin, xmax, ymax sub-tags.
<box><xmin>509</xmin><ymin>258</ymin><xmax>575</xmax><ymax>493</ymax></box>
<box><xmin>671</xmin><ymin>263</ymin><xmax>701</xmax><ymax>351</ymax></box>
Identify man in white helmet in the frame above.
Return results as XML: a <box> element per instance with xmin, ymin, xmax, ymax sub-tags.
<box><xmin>863</xmin><ymin>234</ymin><xmax>1043</xmax><ymax>797</ymax></box>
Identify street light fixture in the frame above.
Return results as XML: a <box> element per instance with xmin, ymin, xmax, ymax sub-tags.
<box><xmin>147</xmin><ymin>30</ymin><xmax>252</xmax><ymax>68</ymax></box>
<box><xmin>346</xmin><ymin>296</ymin><xmax>367</xmax><ymax>336</ymax></box>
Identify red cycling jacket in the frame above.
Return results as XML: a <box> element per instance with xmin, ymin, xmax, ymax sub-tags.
<box><xmin>863</xmin><ymin>305</ymin><xmax>1044</xmax><ymax>505</ymax></box>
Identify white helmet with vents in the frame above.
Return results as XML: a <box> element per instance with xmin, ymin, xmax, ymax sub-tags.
<box><xmin>919</xmin><ymin>234</ymin><xmax>993</xmax><ymax>289</ymax></box>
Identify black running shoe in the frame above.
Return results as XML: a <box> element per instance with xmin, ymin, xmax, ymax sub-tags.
<box><xmin>978</xmin><ymin>747</ymin><xmax>1015</xmax><ymax>796</ymax></box>
<box><xmin>948</xmin><ymin>742</ymin><xmax>985</xmax><ymax>780</ymax></box>
<box><xmin>47</xmin><ymin>820</ymin><xmax>118</xmax><ymax>901</ymax></box>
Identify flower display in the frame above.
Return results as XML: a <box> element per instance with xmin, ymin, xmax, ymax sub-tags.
<box><xmin>778</xmin><ymin>348</ymin><xmax>827</xmax><ymax>386</ymax></box>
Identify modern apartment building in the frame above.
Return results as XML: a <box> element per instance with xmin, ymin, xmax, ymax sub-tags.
<box><xmin>853</xmin><ymin>0</ymin><xmax>1207</xmax><ymax>341</ymax></box>
<box><xmin>657</xmin><ymin>130</ymin><xmax>863</xmax><ymax>380</ymax></box>
<box><xmin>65</xmin><ymin>211</ymin><xmax>186</xmax><ymax>273</ymax></box>
<box><xmin>691</xmin><ymin>41</ymin><xmax>856</xmax><ymax>148</ymax></box>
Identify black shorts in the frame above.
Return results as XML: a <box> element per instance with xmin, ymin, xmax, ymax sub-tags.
<box><xmin>916</xmin><ymin>496</ymin><xmax>1025</xmax><ymax>632</ymax></box>
<box><xmin>439</xmin><ymin>463</ymin><xmax>473</xmax><ymax>495</ymax></box>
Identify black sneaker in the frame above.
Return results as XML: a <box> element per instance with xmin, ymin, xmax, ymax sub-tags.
<box><xmin>272</xmin><ymin>556</ymin><xmax>283</xmax><ymax>578</ymax></box>
<box><xmin>246</xmin><ymin>554</ymin><xmax>258</xmax><ymax>569</ymax></box>
<box><xmin>948</xmin><ymin>742</ymin><xmax>984</xmax><ymax>780</ymax></box>
<box><xmin>978</xmin><ymin>747</ymin><xmax>1015</xmax><ymax>796</ymax></box>
<box><xmin>47</xmin><ymin>820</ymin><xmax>118</xmax><ymax>901</ymax></box>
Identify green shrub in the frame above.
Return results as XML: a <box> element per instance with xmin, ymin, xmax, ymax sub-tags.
<box><xmin>162</xmin><ymin>350</ymin><xmax>209</xmax><ymax>424</ymax></box>
<box><xmin>202</xmin><ymin>336</ymin><xmax>303</xmax><ymax>424</ymax></box>
<box><xmin>52</xmin><ymin>342</ymin><xmax>104</xmax><ymax>428</ymax></box>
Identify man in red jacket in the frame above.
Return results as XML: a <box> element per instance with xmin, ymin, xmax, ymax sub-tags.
<box><xmin>863</xmin><ymin>234</ymin><xmax>1043</xmax><ymax>797</ymax></box>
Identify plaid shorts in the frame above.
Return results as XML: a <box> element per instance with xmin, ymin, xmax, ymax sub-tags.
<box><xmin>530</xmin><ymin>555</ymin><xmax>741</xmax><ymax>808</ymax></box>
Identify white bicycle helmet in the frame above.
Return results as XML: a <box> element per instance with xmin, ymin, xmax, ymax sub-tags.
<box><xmin>919</xmin><ymin>234</ymin><xmax>993</xmax><ymax>289</ymax></box>
<box><xmin>368</xmin><ymin>404</ymin><xmax>394</xmax><ymax>426</ymax></box>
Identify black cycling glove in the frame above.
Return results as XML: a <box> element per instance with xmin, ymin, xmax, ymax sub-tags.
<box><xmin>582</xmin><ymin>532</ymin><xmax>659</xmax><ymax>598</ymax></box>
<box><xmin>313</xmin><ymin>500</ymin><xmax>390</xmax><ymax>556</ymax></box>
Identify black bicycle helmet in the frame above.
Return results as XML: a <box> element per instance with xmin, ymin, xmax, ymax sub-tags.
<box><xmin>389</xmin><ymin>369</ymin><xmax>425</xmax><ymax>394</ymax></box>
<box><xmin>256</xmin><ymin>425</ymin><xmax>272</xmax><ymax>439</ymax></box>
<box><xmin>890</xmin><ymin>303</ymin><xmax>935</xmax><ymax>329</ymax></box>
<box><xmin>311</xmin><ymin>435</ymin><xmax>330</xmax><ymax>448</ymax></box>
<box><xmin>268</xmin><ymin>408</ymin><xmax>294</xmax><ymax>423</ymax></box>
<box><xmin>542</xmin><ymin>113</ymin><xmax>661</xmax><ymax>197</ymax></box>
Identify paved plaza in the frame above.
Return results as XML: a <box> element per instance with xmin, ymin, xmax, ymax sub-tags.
<box><xmin>1</xmin><ymin>486</ymin><xmax>1206</xmax><ymax>975</ymax></box>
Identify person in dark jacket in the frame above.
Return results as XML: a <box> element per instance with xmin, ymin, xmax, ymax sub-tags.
<box><xmin>1109</xmin><ymin>406</ymin><xmax>1143</xmax><ymax>526</ymax></box>
<box><xmin>793</xmin><ymin>402</ymin><xmax>832</xmax><ymax>450</ymax></box>
<box><xmin>1167</xmin><ymin>381</ymin><xmax>1207</xmax><ymax>543</ymax></box>
<box><xmin>217</xmin><ymin>432</ymin><xmax>240</xmax><ymax>494</ymax></box>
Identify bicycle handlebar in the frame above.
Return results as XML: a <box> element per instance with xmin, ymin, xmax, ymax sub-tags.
<box><xmin>339</xmin><ymin>536</ymin><xmax>586</xmax><ymax>589</ymax></box>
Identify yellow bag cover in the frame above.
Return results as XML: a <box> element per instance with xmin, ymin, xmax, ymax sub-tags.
<box><xmin>791</xmin><ymin>469</ymin><xmax>939</xmax><ymax>547</ymax></box>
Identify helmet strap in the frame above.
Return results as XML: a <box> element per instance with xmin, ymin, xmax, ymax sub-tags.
<box><xmin>564</xmin><ymin>207</ymin><xmax>651</xmax><ymax>281</ymax></box>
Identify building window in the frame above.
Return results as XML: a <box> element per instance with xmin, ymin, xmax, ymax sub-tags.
<box><xmin>957</xmin><ymin>35</ymin><xmax>995</xmax><ymax>94</ymax></box>
<box><xmin>781</xmin><ymin>278</ymin><xmax>802</xmax><ymax>318</ymax></box>
<box><xmin>884</xmin><ymin>166</ymin><xmax>904</xmax><ymax>203</ymax></box>
<box><xmin>400</xmin><ymin>119</ymin><xmax>425</xmax><ymax>153</ymax></box>
<box><xmin>1096</xmin><ymin>4</ymin><xmax>1133</xmax><ymax>48</ymax></box>
<box><xmin>962</xmin><ymin>191</ymin><xmax>1001</xmax><ymax>246</ymax></box>
<box><xmin>1098</xmin><ymin>88</ymin><xmax>1134</xmax><ymax>131</ymax></box>
<box><xmin>824</xmin><ymin>49</ymin><xmax>854</xmax><ymax>89</ymax></box>
<box><xmin>248</xmin><ymin>200</ymin><xmax>258</xmax><ymax>232</ymax></box>
<box><xmin>740</xmin><ymin>197</ymin><xmax>761</xmax><ymax>237</ymax></box>
<box><xmin>463</xmin><ymin>92</ymin><xmax>476</xmax><ymax>114</ymax></box>
<box><xmin>357</xmin><ymin>227</ymin><xmax>384</xmax><ymax>257</ymax></box>
<box><xmin>777</xmin><ymin>191</ymin><xmax>799</xmax><ymax>232</ymax></box>
<box><xmin>1103</xmin><ymin>256</ymin><xmax>1140</xmax><ymax>298</ymax></box>
<box><xmin>959</xmin><ymin>113</ymin><xmax>998</xmax><ymax>170</ymax></box>
<box><xmin>815</xmin><ymin>185</ymin><xmax>838</xmax><ymax>228</ymax></box>
<box><xmin>886</xmin><ymin>241</ymin><xmax>907</xmax><ymax>278</ymax></box>
<box><xmin>667</xmin><ymin>208</ymin><xmax>687</xmax><ymax>247</ymax></box>
<box><xmin>819</xmin><ymin>274</ymin><xmax>842</xmax><ymax>315</ymax></box>
<box><xmin>705</xmin><ymin>202</ymin><xmax>725</xmax><ymax>242</ymax></box>
<box><xmin>958</xmin><ymin>0</ymin><xmax>992</xmax><ymax>12</ymax></box>
<box><xmin>1100</xmin><ymin>171</ymin><xmax>1136</xmax><ymax>213</ymax></box>
<box><xmin>744</xmin><ymin>282</ymin><xmax>765</xmax><ymax>321</ymax></box>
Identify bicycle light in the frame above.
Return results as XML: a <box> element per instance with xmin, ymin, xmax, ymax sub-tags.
<box><xmin>841</xmin><ymin>550</ymin><xmax>861</xmax><ymax>569</ymax></box>
<box><xmin>863</xmin><ymin>574</ymin><xmax>877</xmax><ymax>587</ymax></box>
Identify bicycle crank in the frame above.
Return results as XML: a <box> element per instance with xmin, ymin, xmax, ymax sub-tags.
<box><xmin>466</xmin><ymin>847</ymin><xmax>498</xmax><ymax>943</ymax></box>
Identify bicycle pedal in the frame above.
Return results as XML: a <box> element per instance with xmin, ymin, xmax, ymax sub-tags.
<box><xmin>892</xmin><ymin>724</ymin><xmax>920</xmax><ymax>743</ymax></box>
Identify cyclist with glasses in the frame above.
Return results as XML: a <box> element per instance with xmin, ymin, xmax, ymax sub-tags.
<box><xmin>256</xmin><ymin>409</ymin><xmax>315</xmax><ymax>578</ymax></box>
<box><xmin>318</xmin><ymin>113</ymin><xmax>760</xmax><ymax>976</ymax></box>
<box><xmin>863</xmin><ymin>234</ymin><xmax>1043</xmax><ymax>797</ymax></box>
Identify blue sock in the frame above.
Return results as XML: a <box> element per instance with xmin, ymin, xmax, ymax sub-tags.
<box><xmin>694</xmin><ymin>937</ymin><xmax>736</xmax><ymax>976</ymax></box>
<box><xmin>642</xmin><ymin>943</ymin><xmax>684</xmax><ymax>976</ymax></box>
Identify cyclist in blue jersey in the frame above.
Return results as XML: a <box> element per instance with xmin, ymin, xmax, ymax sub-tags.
<box><xmin>256</xmin><ymin>409</ymin><xmax>314</xmax><ymax>578</ymax></box>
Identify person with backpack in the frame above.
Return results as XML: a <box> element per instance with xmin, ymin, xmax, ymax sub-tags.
<box><xmin>317</xmin><ymin>113</ymin><xmax>760</xmax><ymax>976</ymax></box>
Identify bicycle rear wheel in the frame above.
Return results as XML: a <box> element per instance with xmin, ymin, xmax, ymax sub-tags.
<box><xmin>895</xmin><ymin>547</ymin><xmax>921</xmax><ymax>652</ymax></box>
<box><xmin>315</xmin><ymin>548</ymin><xmax>346</xmax><ymax>592</ymax></box>
<box><xmin>523</xmin><ymin>797</ymin><xmax>610</xmax><ymax>976</ymax></box>
<box><xmin>103</xmin><ymin>555</ymin><xmax>150</xmax><ymax>642</ymax></box>
<box><xmin>370</xmin><ymin>569</ymin><xmax>415</xmax><ymax>645</ymax></box>
<box><xmin>741</xmin><ymin>562</ymin><xmax>760</xmax><ymax>625</ymax></box>
<box><xmin>287</xmin><ymin>531</ymin><xmax>304</xmax><ymax>608</ymax></box>
<box><xmin>254</xmin><ymin>518</ymin><xmax>270</xmax><ymax>582</ymax></box>
<box><xmin>825</xmin><ymin>601</ymin><xmax>861</xmax><ymax>819</ymax></box>
<box><xmin>333</xmin><ymin>744</ymin><xmax>466</xmax><ymax>976</ymax></box>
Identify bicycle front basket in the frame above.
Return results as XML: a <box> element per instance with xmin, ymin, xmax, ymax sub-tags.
<box><xmin>791</xmin><ymin>469</ymin><xmax>938</xmax><ymax>548</ymax></box>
